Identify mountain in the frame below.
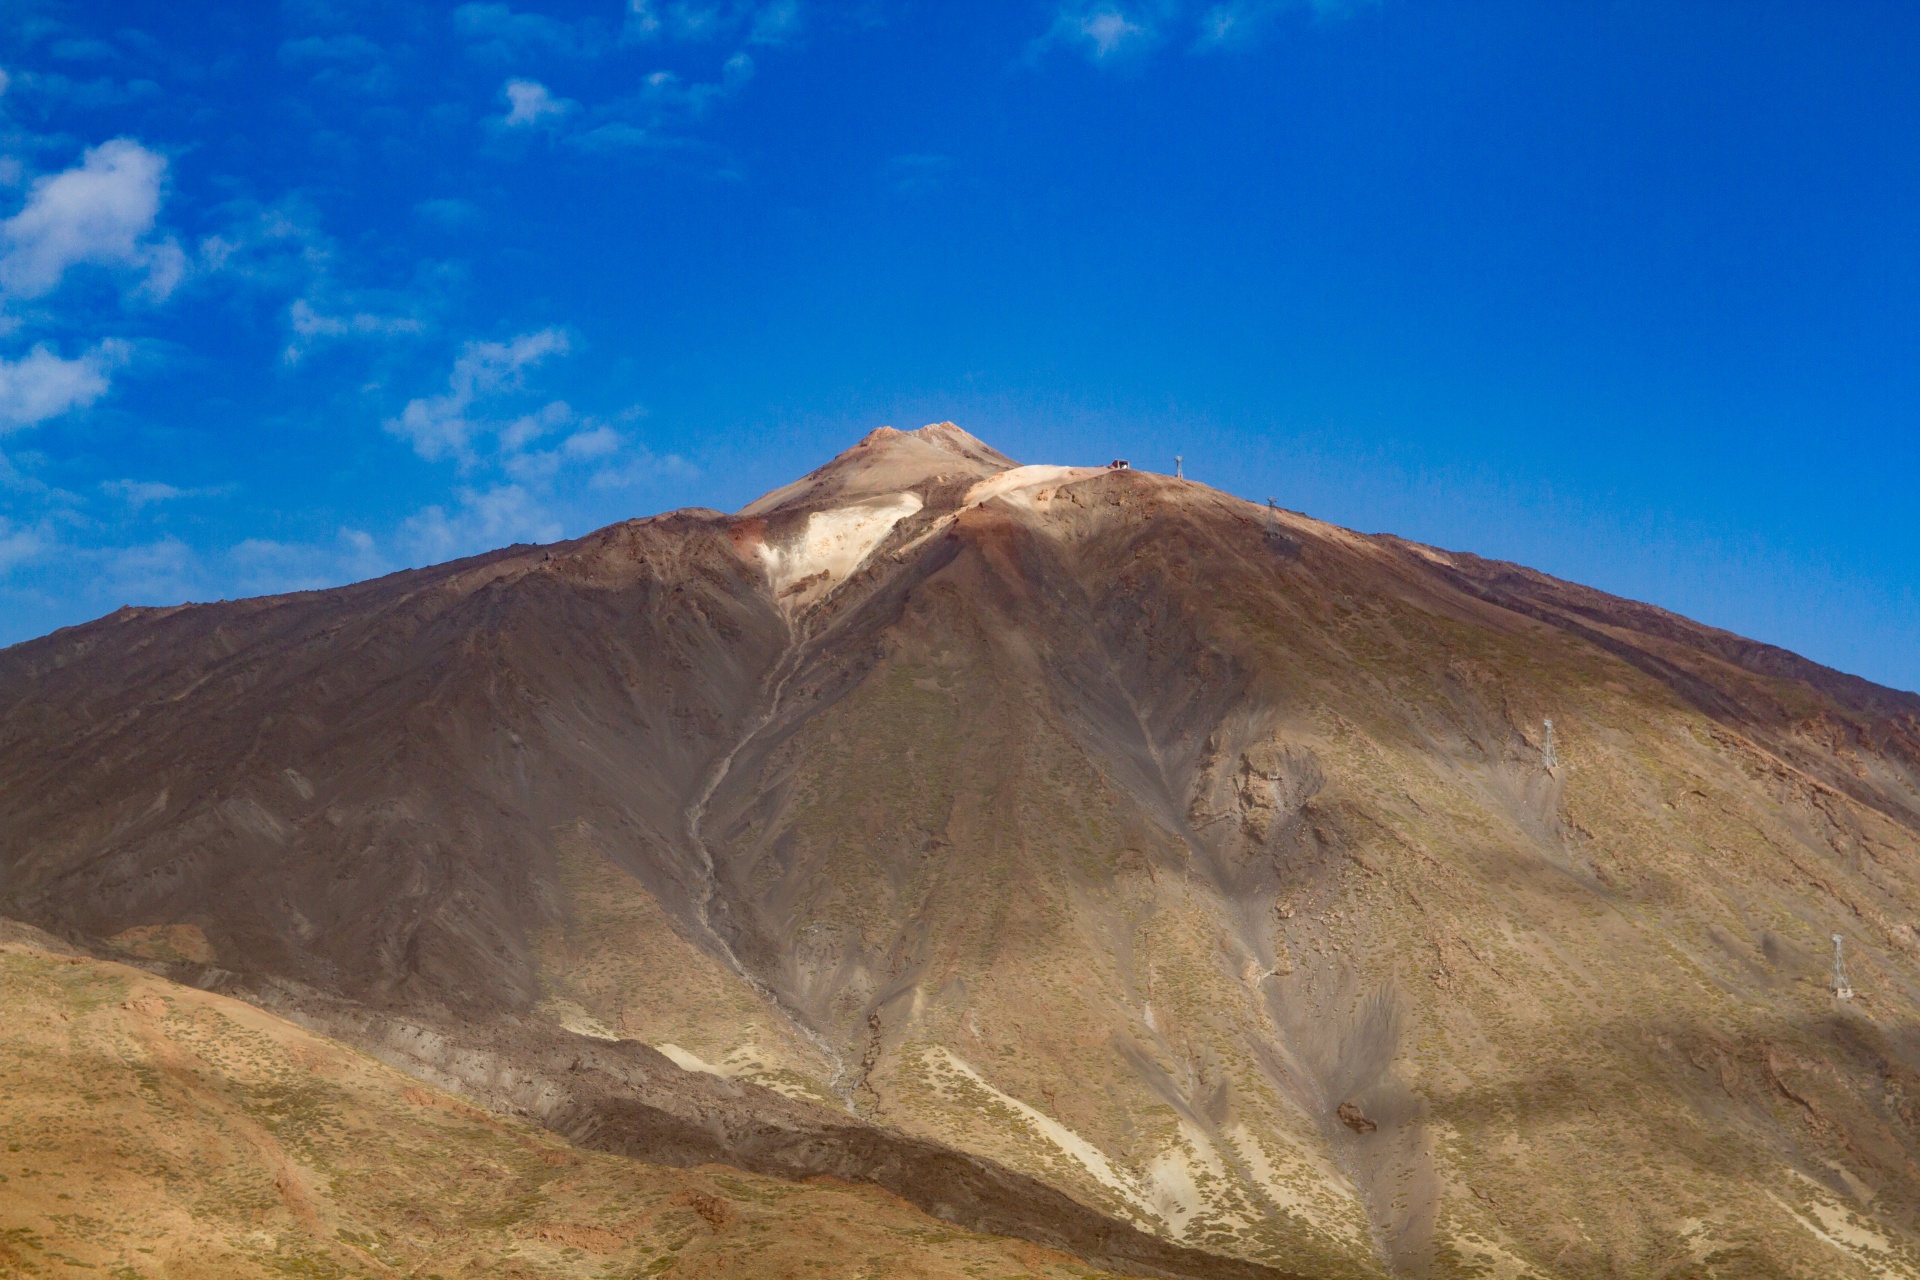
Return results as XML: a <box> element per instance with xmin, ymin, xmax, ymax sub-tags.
<box><xmin>3</xmin><ymin>423</ymin><xmax>1919</xmax><ymax>1279</ymax></box>
<box><xmin>0</xmin><ymin>918</ymin><xmax>1144</xmax><ymax>1278</ymax></box>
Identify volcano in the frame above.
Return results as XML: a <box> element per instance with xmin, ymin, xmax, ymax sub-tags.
<box><xmin>4</xmin><ymin>424</ymin><xmax>1919</xmax><ymax>1279</ymax></box>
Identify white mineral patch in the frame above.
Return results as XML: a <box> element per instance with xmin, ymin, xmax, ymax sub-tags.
<box><xmin>1770</xmin><ymin>1174</ymin><xmax>1915</xmax><ymax>1276</ymax></box>
<box><xmin>961</xmin><ymin>464</ymin><xmax>1107</xmax><ymax>509</ymax></box>
<box><xmin>1144</xmin><ymin>1132</ymin><xmax>1209</xmax><ymax>1236</ymax></box>
<box><xmin>1226</xmin><ymin>1123</ymin><xmax>1370</xmax><ymax>1246</ymax></box>
<box><xmin>656</xmin><ymin>1042</ymin><xmax>724</xmax><ymax>1075</ymax></box>
<box><xmin>759</xmin><ymin>492</ymin><xmax>923</xmax><ymax>613</ymax></box>
<box><xmin>923</xmin><ymin>1046</ymin><xmax>1161</xmax><ymax>1224</ymax></box>
<box><xmin>540</xmin><ymin>997</ymin><xmax>620</xmax><ymax>1041</ymax></box>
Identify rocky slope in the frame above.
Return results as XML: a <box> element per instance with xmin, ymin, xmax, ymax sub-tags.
<box><xmin>0</xmin><ymin>919</ymin><xmax>1145</xmax><ymax>1278</ymax></box>
<box><xmin>3</xmin><ymin>423</ymin><xmax>1919</xmax><ymax>1279</ymax></box>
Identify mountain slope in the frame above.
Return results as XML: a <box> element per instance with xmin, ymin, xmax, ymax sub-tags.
<box><xmin>3</xmin><ymin>424</ymin><xmax>1919</xmax><ymax>1279</ymax></box>
<box><xmin>0</xmin><ymin>919</ymin><xmax>1149</xmax><ymax>1279</ymax></box>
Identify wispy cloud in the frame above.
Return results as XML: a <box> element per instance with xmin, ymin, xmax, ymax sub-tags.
<box><xmin>1035</xmin><ymin>0</ymin><xmax>1375</xmax><ymax>64</ymax></box>
<box><xmin>0</xmin><ymin>514</ymin><xmax>48</xmax><ymax>573</ymax></box>
<box><xmin>0</xmin><ymin>339</ymin><xmax>128</xmax><ymax>429</ymax></box>
<box><xmin>624</xmin><ymin>0</ymin><xmax>802</xmax><ymax>46</ymax></box>
<box><xmin>401</xmin><ymin>483</ymin><xmax>563</xmax><ymax>562</ymax></box>
<box><xmin>1030</xmin><ymin>4</ymin><xmax>1166</xmax><ymax>63</ymax></box>
<box><xmin>387</xmin><ymin>327</ymin><xmax>571</xmax><ymax>463</ymax></box>
<box><xmin>638</xmin><ymin>51</ymin><xmax>754</xmax><ymax>114</ymax></box>
<box><xmin>100</xmin><ymin>477</ymin><xmax>233</xmax><ymax>510</ymax></box>
<box><xmin>228</xmin><ymin>527</ymin><xmax>387</xmax><ymax>595</ymax></box>
<box><xmin>455</xmin><ymin>2</ymin><xmax>612</xmax><ymax>60</ymax></box>
<box><xmin>199</xmin><ymin>200</ymin><xmax>435</xmax><ymax>360</ymax></box>
<box><xmin>565</xmin><ymin>51</ymin><xmax>755</xmax><ymax>149</ymax></box>
<box><xmin>0</xmin><ymin>138</ymin><xmax>184</xmax><ymax>302</ymax></box>
<box><xmin>99</xmin><ymin>478</ymin><xmax>182</xmax><ymax>509</ymax></box>
<box><xmin>284</xmin><ymin>298</ymin><xmax>424</xmax><ymax>362</ymax></box>
<box><xmin>1196</xmin><ymin>0</ymin><xmax>1378</xmax><ymax>46</ymax></box>
<box><xmin>383</xmin><ymin>331</ymin><xmax>693</xmax><ymax>562</ymax></box>
<box><xmin>501</xmin><ymin>77</ymin><xmax>577</xmax><ymax>127</ymax></box>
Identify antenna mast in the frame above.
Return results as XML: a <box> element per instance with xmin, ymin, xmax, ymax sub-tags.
<box><xmin>1832</xmin><ymin>934</ymin><xmax>1854</xmax><ymax>999</ymax></box>
<box><xmin>1541</xmin><ymin>719</ymin><xmax>1558</xmax><ymax>771</ymax></box>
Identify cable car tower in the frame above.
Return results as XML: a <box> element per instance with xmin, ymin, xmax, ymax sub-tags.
<box><xmin>1832</xmin><ymin>934</ymin><xmax>1854</xmax><ymax>999</ymax></box>
<box><xmin>1174</xmin><ymin>455</ymin><xmax>1184</xmax><ymax>479</ymax></box>
<box><xmin>1542</xmin><ymin>719</ymin><xmax>1559</xmax><ymax>772</ymax></box>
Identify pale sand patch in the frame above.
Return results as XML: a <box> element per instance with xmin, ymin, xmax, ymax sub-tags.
<box><xmin>657</xmin><ymin>1042</ymin><xmax>722</xmax><ymax>1074</ymax></box>
<box><xmin>651</xmin><ymin>1041</ymin><xmax>827</xmax><ymax>1103</ymax></box>
<box><xmin>1450</xmin><ymin>1232</ymin><xmax>1545</xmax><ymax>1280</ymax></box>
<box><xmin>1768</xmin><ymin>1175</ymin><xmax>1919</xmax><ymax>1279</ymax></box>
<box><xmin>539</xmin><ymin>996</ymin><xmax>620</xmax><ymax>1041</ymax></box>
<box><xmin>1144</xmin><ymin>1127</ymin><xmax>1218</xmax><ymax>1237</ymax></box>
<box><xmin>923</xmin><ymin>1046</ymin><xmax>1343</xmax><ymax>1248</ymax></box>
<box><xmin>758</xmin><ymin>492</ymin><xmax>923</xmax><ymax>613</ymax></box>
<box><xmin>923</xmin><ymin>1046</ymin><xmax>1161</xmax><ymax>1224</ymax></box>
<box><xmin>1225</xmin><ymin>1123</ymin><xmax>1370</xmax><ymax>1247</ymax></box>
<box><xmin>1676</xmin><ymin>1218</ymin><xmax>1721</xmax><ymax>1265</ymax></box>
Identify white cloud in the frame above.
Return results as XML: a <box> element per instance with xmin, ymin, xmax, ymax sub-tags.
<box><xmin>386</xmin><ymin>327</ymin><xmax>570</xmax><ymax>462</ymax></box>
<box><xmin>384</xmin><ymin>329</ymin><xmax>690</xmax><ymax>564</ymax></box>
<box><xmin>96</xmin><ymin>536</ymin><xmax>202</xmax><ymax>606</ymax></box>
<box><xmin>457</xmin><ymin>2</ymin><xmax>607</xmax><ymax>59</ymax></box>
<box><xmin>624</xmin><ymin>1</ymin><xmax>797</xmax><ymax>45</ymax></box>
<box><xmin>586</xmin><ymin>444</ymin><xmax>697</xmax><ymax>491</ymax></box>
<box><xmin>563</xmin><ymin>424</ymin><xmax>622</xmax><ymax>459</ymax></box>
<box><xmin>502</xmin><ymin>77</ymin><xmax>576</xmax><ymax>126</ymax></box>
<box><xmin>100</xmin><ymin>478</ymin><xmax>181</xmax><ymax>509</ymax></box>
<box><xmin>0</xmin><ymin>139</ymin><xmax>183</xmax><ymax>301</ymax></box>
<box><xmin>228</xmin><ymin>527</ymin><xmax>388</xmax><ymax>595</ymax></box>
<box><xmin>284</xmin><ymin>298</ymin><xmax>425</xmax><ymax>362</ymax></box>
<box><xmin>1032</xmin><ymin>4</ymin><xmax>1162</xmax><ymax>61</ymax></box>
<box><xmin>0</xmin><ymin>339</ymin><xmax>128</xmax><ymax>429</ymax></box>
<box><xmin>1082</xmin><ymin>9</ymin><xmax>1147</xmax><ymax>55</ymax></box>
<box><xmin>749</xmin><ymin>0</ymin><xmax>800</xmax><ymax>44</ymax></box>
<box><xmin>642</xmin><ymin>51</ymin><xmax>753</xmax><ymax>112</ymax></box>
<box><xmin>500</xmin><ymin>399</ymin><xmax>574</xmax><ymax>451</ymax></box>
<box><xmin>197</xmin><ymin>201</ymin><xmax>330</xmax><ymax>287</ymax></box>
<box><xmin>99</xmin><ymin>477</ymin><xmax>232</xmax><ymax>510</ymax></box>
<box><xmin>0</xmin><ymin>515</ymin><xmax>46</xmax><ymax>573</ymax></box>
<box><xmin>402</xmin><ymin>483</ymin><xmax>563</xmax><ymax>563</ymax></box>
<box><xmin>1037</xmin><ymin>0</ymin><xmax>1375</xmax><ymax>63</ymax></box>
<box><xmin>197</xmin><ymin>202</ymin><xmax>435</xmax><ymax>358</ymax></box>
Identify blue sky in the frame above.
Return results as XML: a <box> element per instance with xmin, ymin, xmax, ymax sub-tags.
<box><xmin>2</xmin><ymin>1</ymin><xmax>1918</xmax><ymax>692</ymax></box>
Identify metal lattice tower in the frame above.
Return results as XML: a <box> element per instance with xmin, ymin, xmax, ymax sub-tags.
<box><xmin>1832</xmin><ymin>934</ymin><xmax>1854</xmax><ymax>999</ymax></box>
<box><xmin>1174</xmin><ymin>455</ymin><xmax>1184</xmax><ymax>479</ymax></box>
<box><xmin>1266</xmin><ymin>497</ymin><xmax>1279</xmax><ymax>529</ymax></box>
<box><xmin>1542</xmin><ymin>719</ymin><xmax>1559</xmax><ymax>771</ymax></box>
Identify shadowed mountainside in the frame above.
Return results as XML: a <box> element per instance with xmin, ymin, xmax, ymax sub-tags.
<box><xmin>4</xmin><ymin>423</ymin><xmax>1919</xmax><ymax>1279</ymax></box>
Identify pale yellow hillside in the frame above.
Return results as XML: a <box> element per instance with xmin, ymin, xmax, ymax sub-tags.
<box><xmin>0</xmin><ymin>938</ymin><xmax>1122</xmax><ymax>1280</ymax></box>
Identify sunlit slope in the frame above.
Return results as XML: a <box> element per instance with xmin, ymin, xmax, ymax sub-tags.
<box><xmin>0</xmin><ymin>927</ymin><xmax>1135</xmax><ymax>1280</ymax></box>
<box><xmin>4</xmin><ymin>425</ymin><xmax>1920</xmax><ymax>1279</ymax></box>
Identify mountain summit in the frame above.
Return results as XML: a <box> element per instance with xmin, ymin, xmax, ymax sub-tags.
<box><xmin>4</xmin><ymin>427</ymin><xmax>1918</xmax><ymax>1278</ymax></box>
